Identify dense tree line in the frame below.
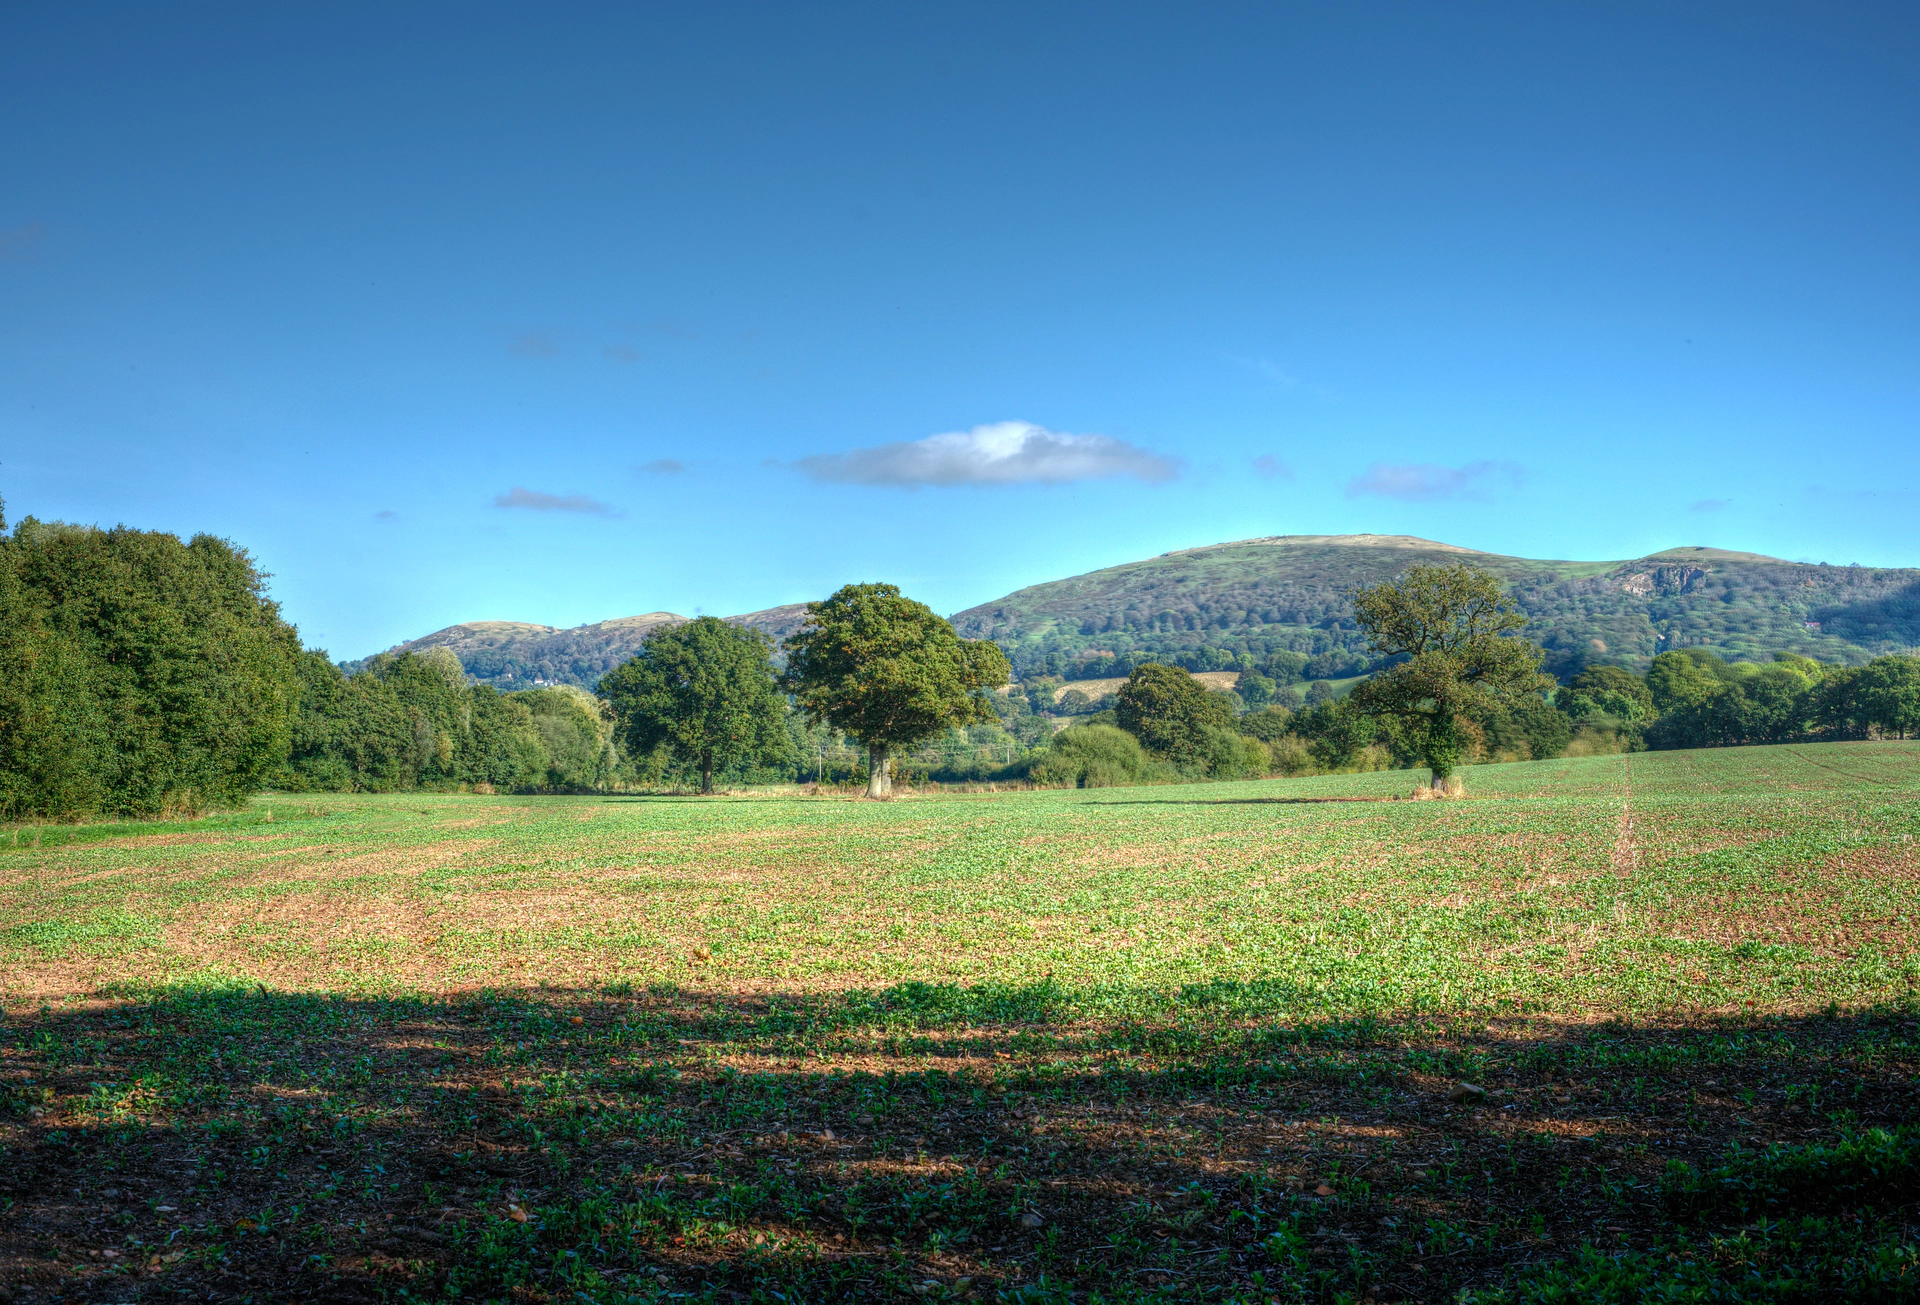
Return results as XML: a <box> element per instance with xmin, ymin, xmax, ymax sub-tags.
<box><xmin>1620</xmin><ymin>649</ymin><xmax>1919</xmax><ymax>748</ymax></box>
<box><xmin>280</xmin><ymin>648</ymin><xmax>618</xmax><ymax>794</ymax></box>
<box><xmin>7</xmin><ymin>508</ymin><xmax>1910</xmax><ymax>818</ymax></box>
<box><xmin>0</xmin><ymin>507</ymin><xmax>303</xmax><ymax>820</ymax></box>
<box><xmin>0</xmin><ymin>509</ymin><xmax>630</xmax><ymax>818</ymax></box>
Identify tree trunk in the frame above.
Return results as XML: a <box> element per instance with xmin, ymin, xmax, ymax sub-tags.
<box><xmin>865</xmin><ymin>744</ymin><xmax>892</xmax><ymax>799</ymax></box>
<box><xmin>700</xmin><ymin>752</ymin><xmax>714</xmax><ymax>795</ymax></box>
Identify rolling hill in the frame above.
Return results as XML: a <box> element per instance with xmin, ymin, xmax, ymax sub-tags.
<box><xmin>351</xmin><ymin>534</ymin><xmax>1919</xmax><ymax>689</ymax></box>
<box><xmin>948</xmin><ymin>534</ymin><xmax>1920</xmax><ymax>679</ymax></box>
<box><xmin>343</xmin><ymin>604</ymin><xmax>812</xmax><ymax>689</ymax></box>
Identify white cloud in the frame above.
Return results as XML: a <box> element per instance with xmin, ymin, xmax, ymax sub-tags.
<box><xmin>1345</xmin><ymin>460</ymin><xmax>1523</xmax><ymax>502</ymax></box>
<box><xmin>795</xmin><ymin>421</ymin><xmax>1179</xmax><ymax>488</ymax></box>
<box><xmin>492</xmin><ymin>487</ymin><xmax>622</xmax><ymax>516</ymax></box>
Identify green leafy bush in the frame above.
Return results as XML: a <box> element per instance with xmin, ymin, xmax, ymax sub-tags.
<box><xmin>1030</xmin><ymin>724</ymin><xmax>1145</xmax><ymax>788</ymax></box>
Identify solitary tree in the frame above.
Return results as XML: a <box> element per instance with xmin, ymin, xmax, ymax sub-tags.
<box><xmin>1113</xmin><ymin>663</ymin><xmax>1232</xmax><ymax>769</ymax></box>
<box><xmin>782</xmin><ymin>583</ymin><xmax>1010</xmax><ymax>798</ymax></box>
<box><xmin>599</xmin><ymin>617</ymin><xmax>792</xmax><ymax>794</ymax></box>
<box><xmin>1347</xmin><ymin>565</ymin><xmax>1550</xmax><ymax>789</ymax></box>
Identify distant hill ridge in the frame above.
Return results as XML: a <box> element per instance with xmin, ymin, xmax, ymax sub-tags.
<box><xmin>948</xmin><ymin>534</ymin><xmax>1916</xmax><ymax>679</ymax></box>
<box><xmin>343</xmin><ymin>604</ymin><xmax>812</xmax><ymax>689</ymax></box>
<box><xmin>354</xmin><ymin>534</ymin><xmax>1919</xmax><ymax>688</ymax></box>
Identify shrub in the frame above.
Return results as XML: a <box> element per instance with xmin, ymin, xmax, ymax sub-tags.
<box><xmin>1030</xmin><ymin>724</ymin><xmax>1145</xmax><ymax>788</ymax></box>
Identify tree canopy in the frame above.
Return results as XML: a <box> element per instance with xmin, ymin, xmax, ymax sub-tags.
<box><xmin>1112</xmin><ymin>663</ymin><xmax>1233</xmax><ymax>770</ymax></box>
<box><xmin>782</xmin><ymin>583</ymin><xmax>1010</xmax><ymax>798</ymax></box>
<box><xmin>1348</xmin><ymin>564</ymin><xmax>1551</xmax><ymax>785</ymax></box>
<box><xmin>0</xmin><ymin>512</ymin><xmax>303</xmax><ymax>819</ymax></box>
<box><xmin>599</xmin><ymin>617</ymin><xmax>791</xmax><ymax>794</ymax></box>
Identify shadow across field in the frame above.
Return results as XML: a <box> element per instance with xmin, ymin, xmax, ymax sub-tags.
<box><xmin>3</xmin><ymin>984</ymin><xmax>1918</xmax><ymax>1304</ymax></box>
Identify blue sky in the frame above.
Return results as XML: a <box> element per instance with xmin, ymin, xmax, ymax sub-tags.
<box><xmin>4</xmin><ymin>3</ymin><xmax>1916</xmax><ymax>658</ymax></box>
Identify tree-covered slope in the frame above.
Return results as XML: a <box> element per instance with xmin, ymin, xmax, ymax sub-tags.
<box><xmin>347</xmin><ymin>605</ymin><xmax>812</xmax><ymax>689</ymax></box>
<box><xmin>355</xmin><ymin>535</ymin><xmax>1918</xmax><ymax>689</ymax></box>
<box><xmin>949</xmin><ymin>534</ymin><xmax>1920</xmax><ymax>679</ymax></box>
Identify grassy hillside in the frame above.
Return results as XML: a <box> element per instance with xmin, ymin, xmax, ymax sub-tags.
<box><xmin>951</xmin><ymin>533</ymin><xmax>1920</xmax><ymax>679</ymax></box>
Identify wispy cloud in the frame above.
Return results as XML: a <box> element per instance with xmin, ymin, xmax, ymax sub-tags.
<box><xmin>1345</xmin><ymin>460</ymin><xmax>1523</xmax><ymax>502</ymax></box>
<box><xmin>604</xmin><ymin>343</ymin><xmax>643</xmax><ymax>364</ymax></box>
<box><xmin>509</xmin><ymin>333</ymin><xmax>560</xmax><ymax>359</ymax></box>
<box><xmin>492</xmin><ymin>487</ymin><xmax>622</xmax><ymax>517</ymax></box>
<box><xmin>795</xmin><ymin>421</ymin><xmax>1180</xmax><ymax>488</ymax></box>
<box><xmin>373</xmin><ymin>509</ymin><xmax>399</xmax><ymax>522</ymax></box>
<box><xmin>640</xmin><ymin>459</ymin><xmax>685</xmax><ymax>475</ymax></box>
<box><xmin>0</xmin><ymin>222</ymin><xmax>44</xmax><ymax>262</ymax></box>
<box><xmin>1252</xmin><ymin>455</ymin><xmax>1295</xmax><ymax>479</ymax></box>
<box><xmin>1234</xmin><ymin>356</ymin><xmax>1299</xmax><ymax>387</ymax></box>
<box><xmin>1688</xmin><ymin>498</ymin><xmax>1730</xmax><ymax>513</ymax></box>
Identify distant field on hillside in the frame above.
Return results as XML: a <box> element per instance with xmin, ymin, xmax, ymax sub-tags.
<box><xmin>1047</xmin><ymin>670</ymin><xmax>1243</xmax><ymax>701</ymax></box>
<box><xmin>5</xmin><ymin>744</ymin><xmax>1917</xmax><ymax>1304</ymax></box>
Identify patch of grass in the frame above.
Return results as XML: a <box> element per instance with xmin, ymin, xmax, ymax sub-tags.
<box><xmin>0</xmin><ymin>742</ymin><xmax>1915</xmax><ymax>1014</ymax></box>
<box><xmin>0</xmin><ymin>742</ymin><xmax>1916</xmax><ymax>1301</ymax></box>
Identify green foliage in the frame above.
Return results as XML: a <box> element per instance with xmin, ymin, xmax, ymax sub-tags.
<box><xmin>782</xmin><ymin>583</ymin><xmax>1010</xmax><ymax>797</ymax></box>
<box><xmin>1292</xmin><ymin>698</ymin><xmax>1380</xmax><ymax>769</ymax></box>
<box><xmin>1557</xmin><ymin>649</ymin><xmax>1920</xmax><ymax>751</ymax></box>
<box><xmin>1647</xmin><ymin>649</ymin><xmax>1725</xmax><ymax>712</ymax></box>
<box><xmin>1112</xmin><ymin>663</ymin><xmax>1233</xmax><ymax>772</ymax></box>
<box><xmin>1029</xmin><ymin>723</ymin><xmax>1146</xmax><ymax>788</ymax></box>
<box><xmin>1856</xmin><ymin>656</ymin><xmax>1920</xmax><ymax>738</ymax></box>
<box><xmin>599</xmin><ymin>617</ymin><xmax>791</xmax><ymax>794</ymax></box>
<box><xmin>0</xmin><ymin>516</ymin><xmax>302</xmax><ymax>819</ymax></box>
<box><xmin>1236</xmin><ymin>704</ymin><xmax>1294</xmax><ymax>742</ymax></box>
<box><xmin>341</xmin><ymin>606</ymin><xmax>812</xmax><ymax>690</ymax></box>
<box><xmin>1663</xmin><ymin>1127</ymin><xmax>1920</xmax><ymax>1222</ymax></box>
<box><xmin>1470</xmin><ymin>692</ymin><xmax>1575</xmax><ymax>761</ymax></box>
<box><xmin>1563</xmin><ymin>665</ymin><xmax>1655</xmax><ymax>724</ymax></box>
<box><xmin>278</xmin><ymin>650</ymin><xmax>415</xmax><ymax>791</ymax></box>
<box><xmin>511</xmin><ymin>686</ymin><xmax>619</xmax><ymax>790</ymax></box>
<box><xmin>1236</xmin><ymin>671</ymin><xmax>1278</xmax><ymax>708</ymax></box>
<box><xmin>1200</xmin><ymin>725</ymin><xmax>1270</xmax><ymax>779</ymax></box>
<box><xmin>1349</xmin><ymin>565</ymin><xmax>1552</xmax><ymax>781</ymax></box>
<box><xmin>279</xmin><ymin>648</ymin><xmax>552</xmax><ymax>793</ymax></box>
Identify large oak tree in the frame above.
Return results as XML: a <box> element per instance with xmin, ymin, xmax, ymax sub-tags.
<box><xmin>1348</xmin><ymin>564</ymin><xmax>1550</xmax><ymax>788</ymax></box>
<box><xmin>781</xmin><ymin>583</ymin><xmax>1010</xmax><ymax>798</ymax></box>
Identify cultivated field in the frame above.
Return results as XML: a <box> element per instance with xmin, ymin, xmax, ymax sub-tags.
<box><xmin>3</xmin><ymin>743</ymin><xmax>1918</xmax><ymax>1302</ymax></box>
